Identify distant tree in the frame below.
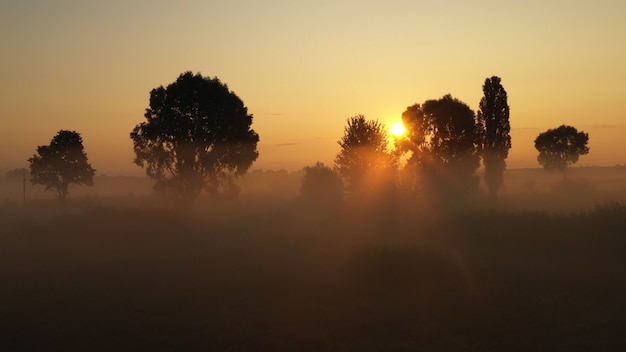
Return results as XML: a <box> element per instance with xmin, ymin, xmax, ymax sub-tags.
<box><xmin>300</xmin><ymin>162</ymin><xmax>343</xmax><ymax>204</ymax></box>
<box><xmin>534</xmin><ymin>125</ymin><xmax>589</xmax><ymax>180</ymax></box>
<box><xmin>334</xmin><ymin>115</ymin><xmax>397</xmax><ymax>191</ymax></box>
<box><xmin>398</xmin><ymin>94</ymin><xmax>480</xmax><ymax>195</ymax></box>
<box><xmin>4</xmin><ymin>168</ymin><xmax>30</xmax><ymax>203</ymax></box>
<box><xmin>5</xmin><ymin>168</ymin><xmax>29</xmax><ymax>181</ymax></box>
<box><xmin>477</xmin><ymin>76</ymin><xmax>511</xmax><ymax>198</ymax></box>
<box><xmin>130</xmin><ymin>72</ymin><xmax>259</xmax><ymax>206</ymax></box>
<box><xmin>28</xmin><ymin>130</ymin><xmax>96</xmax><ymax>202</ymax></box>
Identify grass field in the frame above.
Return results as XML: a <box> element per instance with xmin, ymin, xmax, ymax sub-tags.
<box><xmin>1</xmin><ymin>193</ymin><xmax>625</xmax><ymax>351</ymax></box>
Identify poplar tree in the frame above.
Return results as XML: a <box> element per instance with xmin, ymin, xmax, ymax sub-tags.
<box><xmin>477</xmin><ymin>76</ymin><xmax>511</xmax><ymax>198</ymax></box>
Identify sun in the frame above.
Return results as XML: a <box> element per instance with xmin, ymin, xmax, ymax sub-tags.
<box><xmin>389</xmin><ymin>122</ymin><xmax>406</xmax><ymax>137</ymax></box>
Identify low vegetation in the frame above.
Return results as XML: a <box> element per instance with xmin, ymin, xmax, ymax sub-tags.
<box><xmin>1</xmin><ymin>193</ymin><xmax>625</xmax><ymax>351</ymax></box>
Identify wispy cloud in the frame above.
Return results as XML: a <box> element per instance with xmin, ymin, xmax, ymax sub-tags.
<box><xmin>315</xmin><ymin>135</ymin><xmax>341</xmax><ymax>141</ymax></box>
<box><xmin>588</xmin><ymin>124</ymin><xmax>626</xmax><ymax>129</ymax></box>
<box><xmin>513</xmin><ymin>124</ymin><xmax>626</xmax><ymax>131</ymax></box>
<box><xmin>273</xmin><ymin>142</ymin><xmax>299</xmax><ymax>147</ymax></box>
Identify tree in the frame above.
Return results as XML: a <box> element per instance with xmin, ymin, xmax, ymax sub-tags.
<box><xmin>4</xmin><ymin>168</ymin><xmax>30</xmax><ymax>204</ymax></box>
<box><xmin>5</xmin><ymin>168</ymin><xmax>29</xmax><ymax>181</ymax></box>
<box><xmin>534</xmin><ymin>125</ymin><xmax>589</xmax><ymax>180</ymax></box>
<box><xmin>398</xmin><ymin>94</ymin><xmax>480</xmax><ymax>195</ymax></box>
<box><xmin>477</xmin><ymin>76</ymin><xmax>511</xmax><ymax>198</ymax></box>
<box><xmin>28</xmin><ymin>130</ymin><xmax>95</xmax><ymax>202</ymax></box>
<box><xmin>130</xmin><ymin>72</ymin><xmax>259</xmax><ymax>206</ymax></box>
<box><xmin>334</xmin><ymin>115</ymin><xmax>397</xmax><ymax>192</ymax></box>
<box><xmin>300</xmin><ymin>162</ymin><xmax>344</xmax><ymax>204</ymax></box>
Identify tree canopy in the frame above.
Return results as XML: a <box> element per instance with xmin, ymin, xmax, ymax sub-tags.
<box><xmin>300</xmin><ymin>162</ymin><xmax>343</xmax><ymax>204</ymax></box>
<box><xmin>28</xmin><ymin>130</ymin><xmax>95</xmax><ymax>202</ymax></box>
<box><xmin>130</xmin><ymin>71</ymin><xmax>259</xmax><ymax>206</ymax></box>
<box><xmin>477</xmin><ymin>76</ymin><xmax>511</xmax><ymax>198</ymax></box>
<box><xmin>534</xmin><ymin>125</ymin><xmax>589</xmax><ymax>179</ymax></box>
<box><xmin>5</xmin><ymin>168</ymin><xmax>29</xmax><ymax>181</ymax></box>
<box><xmin>334</xmin><ymin>115</ymin><xmax>397</xmax><ymax>192</ymax></box>
<box><xmin>398</xmin><ymin>94</ymin><xmax>480</xmax><ymax>195</ymax></box>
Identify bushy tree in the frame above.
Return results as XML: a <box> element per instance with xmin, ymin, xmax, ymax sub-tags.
<box><xmin>398</xmin><ymin>94</ymin><xmax>480</xmax><ymax>195</ymax></box>
<box><xmin>300</xmin><ymin>162</ymin><xmax>343</xmax><ymax>204</ymax></box>
<box><xmin>130</xmin><ymin>72</ymin><xmax>259</xmax><ymax>206</ymax></box>
<box><xmin>28</xmin><ymin>130</ymin><xmax>95</xmax><ymax>202</ymax></box>
<box><xmin>534</xmin><ymin>125</ymin><xmax>589</xmax><ymax>180</ymax></box>
<box><xmin>477</xmin><ymin>76</ymin><xmax>511</xmax><ymax>198</ymax></box>
<box><xmin>334</xmin><ymin>115</ymin><xmax>397</xmax><ymax>191</ymax></box>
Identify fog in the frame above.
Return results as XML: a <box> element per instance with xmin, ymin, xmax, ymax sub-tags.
<box><xmin>1</xmin><ymin>166</ymin><xmax>625</xmax><ymax>350</ymax></box>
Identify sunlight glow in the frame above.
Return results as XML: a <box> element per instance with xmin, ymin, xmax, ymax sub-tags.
<box><xmin>390</xmin><ymin>122</ymin><xmax>406</xmax><ymax>137</ymax></box>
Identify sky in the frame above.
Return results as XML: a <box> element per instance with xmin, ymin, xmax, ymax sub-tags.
<box><xmin>1</xmin><ymin>0</ymin><xmax>625</xmax><ymax>176</ymax></box>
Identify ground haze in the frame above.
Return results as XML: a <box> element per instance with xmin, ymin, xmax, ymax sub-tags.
<box><xmin>1</xmin><ymin>166</ymin><xmax>625</xmax><ymax>351</ymax></box>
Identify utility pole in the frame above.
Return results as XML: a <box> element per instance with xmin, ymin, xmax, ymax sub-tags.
<box><xmin>23</xmin><ymin>171</ymin><xmax>26</xmax><ymax>204</ymax></box>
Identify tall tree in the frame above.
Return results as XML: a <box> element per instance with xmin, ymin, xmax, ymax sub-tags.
<box><xmin>28</xmin><ymin>130</ymin><xmax>95</xmax><ymax>202</ymax></box>
<box><xmin>477</xmin><ymin>76</ymin><xmax>511</xmax><ymax>198</ymax></box>
<box><xmin>335</xmin><ymin>115</ymin><xmax>397</xmax><ymax>191</ymax></box>
<box><xmin>398</xmin><ymin>94</ymin><xmax>480</xmax><ymax>195</ymax></box>
<box><xmin>534</xmin><ymin>125</ymin><xmax>589</xmax><ymax>180</ymax></box>
<box><xmin>130</xmin><ymin>72</ymin><xmax>259</xmax><ymax>206</ymax></box>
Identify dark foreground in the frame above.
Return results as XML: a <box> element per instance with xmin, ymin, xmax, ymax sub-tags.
<box><xmin>1</xmin><ymin>200</ymin><xmax>626</xmax><ymax>351</ymax></box>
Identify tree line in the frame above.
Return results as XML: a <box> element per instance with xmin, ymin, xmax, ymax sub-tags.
<box><xmin>25</xmin><ymin>72</ymin><xmax>589</xmax><ymax>206</ymax></box>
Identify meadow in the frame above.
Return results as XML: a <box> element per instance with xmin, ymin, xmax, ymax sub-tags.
<box><xmin>1</xmin><ymin>167</ymin><xmax>625</xmax><ymax>351</ymax></box>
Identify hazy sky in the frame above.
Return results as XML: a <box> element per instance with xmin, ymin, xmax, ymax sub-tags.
<box><xmin>1</xmin><ymin>0</ymin><xmax>625</xmax><ymax>175</ymax></box>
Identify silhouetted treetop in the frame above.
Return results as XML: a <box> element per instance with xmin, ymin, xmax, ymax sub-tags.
<box><xmin>478</xmin><ymin>76</ymin><xmax>511</xmax><ymax>198</ymax></box>
<box><xmin>535</xmin><ymin>125</ymin><xmax>589</xmax><ymax>180</ymax></box>
<box><xmin>399</xmin><ymin>95</ymin><xmax>480</xmax><ymax>195</ymax></box>
<box><xmin>28</xmin><ymin>130</ymin><xmax>95</xmax><ymax>202</ymax></box>
<box><xmin>300</xmin><ymin>162</ymin><xmax>343</xmax><ymax>204</ymax></box>
<box><xmin>5</xmin><ymin>168</ymin><xmax>29</xmax><ymax>181</ymax></box>
<box><xmin>335</xmin><ymin>115</ymin><xmax>397</xmax><ymax>191</ymax></box>
<box><xmin>130</xmin><ymin>71</ymin><xmax>259</xmax><ymax>206</ymax></box>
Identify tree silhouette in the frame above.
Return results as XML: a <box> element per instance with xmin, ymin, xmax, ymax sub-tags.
<box><xmin>300</xmin><ymin>162</ymin><xmax>343</xmax><ymax>204</ymax></box>
<box><xmin>334</xmin><ymin>115</ymin><xmax>397</xmax><ymax>192</ymax></box>
<box><xmin>28</xmin><ymin>130</ymin><xmax>95</xmax><ymax>202</ymax></box>
<box><xmin>534</xmin><ymin>125</ymin><xmax>589</xmax><ymax>180</ymax></box>
<box><xmin>5</xmin><ymin>168</ymin><xmax>29</xmax><ymax>181</ymax></box>
<box><xmin>130</xmin><ymin>72</ymin><xmax>259</xmax><ymax>206</ymax></box>
<box><xmin>398</xmin><ymin>94</ymin><xmax>480</xmax><ymax>195</ymax></box>
<box><xmin>477</xmin><ymin>76</ymin><xmax>511</xmax><ymax>199</ymax></box>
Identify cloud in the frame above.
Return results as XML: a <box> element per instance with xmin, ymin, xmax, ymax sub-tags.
<box><xmin>315</xmin><ymin>135</ymin><xmax>341</xmax><ymax>141</ymax></box>
<box><xmin>272</xmin><ymin>142</ymin><xmax>299</xmax><ymax>147</ymax></box>
<box><xmin>588</xmin><ymin>124</ymin><xmax>626</xmax><ymax>129</ymax></box>
<box><xmin>513</xmin><ymin>124</ymin><xmax>626</xmax><ymax>131</ymax></box>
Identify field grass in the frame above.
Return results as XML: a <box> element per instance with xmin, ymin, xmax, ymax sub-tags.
<box><xmin>1</xmin><ymin>196</ymin><xmax>626</xmax><ymax>351</ymax></box>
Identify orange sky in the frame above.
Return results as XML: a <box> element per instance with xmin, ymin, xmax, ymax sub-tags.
<box><xmin>1</xmin><ymin>1</ymin><xmax>625</xmax><ymax>176</ymax></box>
